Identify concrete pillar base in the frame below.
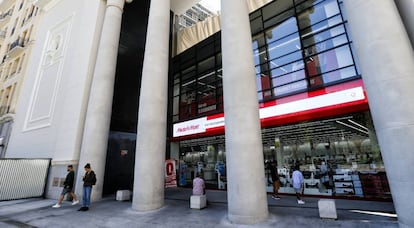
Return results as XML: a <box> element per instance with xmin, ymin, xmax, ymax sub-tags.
<box><xmin>228</xmin><ymin>214</ymin><xmax>268</xmax><ymax>225</ymax></box>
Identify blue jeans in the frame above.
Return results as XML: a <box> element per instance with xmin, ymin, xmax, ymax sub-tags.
<box><xmin>82</xmin><ymin>186</ymin><xmax>92</xmax><ymax>207</ymax></box>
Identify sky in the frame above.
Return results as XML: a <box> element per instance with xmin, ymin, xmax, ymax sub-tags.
<box><xmin>199</xmin><ymin>0</ymin><xmax>221</xmax><ymax>13</ymax></box>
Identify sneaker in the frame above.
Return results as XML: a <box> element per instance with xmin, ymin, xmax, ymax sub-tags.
<box><xmin>297</xmin><ymin>200</ymin><xmax>305</xmax><ymax>204</ymax></box>
<box><xmin>271</xmin><ymin>195</ymin><xmax>281</xmax><ymax>200</ymax></box>
<box><xmin>52</xmin><ymin>204</ymin><xmax>61</xmax><ymax>208</ymax></box>
<box><xmin>72</xmin><ymin>200</ymin><xmax>79</xmax><ymax>205</ymax></box>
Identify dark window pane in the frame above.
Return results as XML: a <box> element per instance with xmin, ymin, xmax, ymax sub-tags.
<box><xmin>216</xmin><ymin>53</ymin><xmax>222</xmax><ymax>67</ymax></box>
<box><xmin>198</xmin><ymin>42</ymin><xmax>215</xmax><ymax>61</ymax></box>
<box><xmin>252</xmin><ymin>33</ymin><xmax>266</xmax><ymax>50</ymax></box>
<box><xmin>198</xmin><ymin>56</ymin><xmax>215</xmax><ymax>74</ymax></box>
<box><xmin>262</xmin><ymin>0</ymin><xmax>294</xmax><ymax>21</ymax></box>
<box><xmin>198</xmin><ymin>84</ymin><xmax>217</xmax><ymax>114</ymax></box>
<box><xmin>173</xmin><ymin>96</ymin><xmax>179</xmax><ymax>115</ymax></box>
<box><xmin>198</xmin><ymin>71</ymin><xmax>216</xmax><ymax>85</ymax></box>
<box><xmin>250</xmin><ymin>10</ymin><xmax>261</xmax><ymax>21</ymax></box>
<box><xmin>180</xmin><ymin>90</ymin><xmax>196</xmax><ymax>118</ymax></box>
<box><xmin>173</xmin><ymin>82</ymin><xmax>180</xmax><ymax>96</ymax></box>
<box><xmin>251</xmin><ymin>17</ymin><xmax>263</xmax><ymax>35</ymax></box>
<box><xmin>182</xmin><ymin>66</ymin><xmax>196</xmax><ymax>81</ymax></box>
<box><xmin>263</xmin><ymin>9</ymin><xmax>294</xmax><ymax>30</ymax></box>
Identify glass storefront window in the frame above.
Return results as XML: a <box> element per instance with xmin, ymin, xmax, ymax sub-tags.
<box><xmin>306</xmin><ymin>44</ymin><xmax>354</xmax><ymax>78</ymax></box>
<box><xmin>267</xmin><ymin>33</ymin><xmax>301</xmax><ymax>61</ymax></box>
<box><xmin>270</xmin><ymin>51</ymin><xmax>303</xmax><ymax>70</ymax></box>
<box><xmin>172</xmin><ymin>75</ymin><xmax>180</xmax><ymax>121</ymax></box>
<box><xmin>270</xmin><ymin>60</ymin><xmax>304</xmax><ymax>78</ymax></box>
<box><xmin>198</xmin><ymin>57</ymin><xmax>215</xmax><ymax>74</ymax></box>
<box><xmin>300</xmin><ymin>15</ymin><xmax>343</xmax><ymax>40</ymax></box>
<box><xmin>265</xmin><ymin>17</ymin><xmax>297</xmax><ymax>43</ymax></box>
<box><xmin>262</xmin><ymin>0</ymin><xmax>294</xmax><ymax>22</ymax></box>
<box><xmin>257</xmin><ymin>74</ymin><xmax>273</xmax><ymax>99</ymax></box>
<box><xmin>302</xmin><ymin>25</ymin><xmax>347</xmax><ymax>51</ymax></box>
<box><xmin>176</xmin><ymin>112</ymin><xmax>390</xmax><ymax>199</ymax></box>
<box><xmin>181</xmin><ymin>65</ymin><xmax>196</xmax><ymax>81</ymax></box>
<box><xmin>297</xmin><ymin>0</ymin><xmax>340</xmax><ymax>29</ymax></box>
<box><xmin>272</xmin><ymin>69</ymin><xmax>306</xmax><ymax>87</ymax></box>
<box><xmin>273</xmin><ymin>78</ymin><xmax>307</xmax><ymax>97</ymax></box>
<box><xmin>320</xmin><ymin>66</ymin><xmax>357</xmax><ymax>84</ymax></box>
<box><xmin>262</xmin><ymin>112</ymin><xmax>389</xmax><ymax>199</ymax></box>
<box><xmin>178</xmin><ymin>136</ymin><xmax>226</xmax><ymax>189</ymax></box>
<box><xmin>171</xmin><ymin>0</ymin><xmax>361</xmax><ymax>120</ymax></box>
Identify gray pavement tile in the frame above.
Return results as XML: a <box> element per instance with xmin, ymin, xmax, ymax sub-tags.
<box><xmin>0</xmin><ymin>189</ymin><xmax>398</xmax><ymax>228</ymax></box>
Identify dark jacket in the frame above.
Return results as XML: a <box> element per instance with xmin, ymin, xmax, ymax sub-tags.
<box><xmin>269</xmin><ymin>165</ymin><xmax>279</xmax><ymax>181</ymax></box>
<box><xmin>83</xmin><ymin>170</ymin><xmax>96</xmax><ymax>187</ymax></box>
<box><xmin>64</xmin><ymin>171</ymin><xmax>75</xmax><ymax>188</ymax></box>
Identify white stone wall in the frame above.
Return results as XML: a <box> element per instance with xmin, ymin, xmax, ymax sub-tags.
<box><xmin>6</xmin><ymin>0</ymin><xmax>105</xmax><ymax>163</ymax></box>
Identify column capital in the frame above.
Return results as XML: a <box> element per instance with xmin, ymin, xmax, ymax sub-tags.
<box><xmin>106</xmin><ymin>0</ymin><xmax>125</xmax><ymax>10</ymax></box>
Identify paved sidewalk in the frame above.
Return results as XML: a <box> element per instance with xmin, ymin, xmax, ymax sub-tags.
<box><xmin>0</xmin><ymin>188</ymin><xmax>398</xmax><ymax>228</ymax></box>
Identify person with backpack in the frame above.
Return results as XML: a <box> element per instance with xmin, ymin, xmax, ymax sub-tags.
<box><xmin>78</xmin><ymin>163</ymin><xmax>96</xmax><ymax>211</ymax></box>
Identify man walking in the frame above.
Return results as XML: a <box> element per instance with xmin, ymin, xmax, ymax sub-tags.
<box><xmin>52</xmin><ymin>165</ymin><xmax>79</xmax><ymax>208</ymax></box>
<box><xmin>292</xmin><ymin>164</ymin><xmax>305</xmax><ymax>204</ymax></box>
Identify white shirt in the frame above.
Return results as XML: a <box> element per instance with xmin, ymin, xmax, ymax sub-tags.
<box><xmin>292</xmin><ymin>170</ymin><xmax>304</xmax><ymax>189</ymax></box>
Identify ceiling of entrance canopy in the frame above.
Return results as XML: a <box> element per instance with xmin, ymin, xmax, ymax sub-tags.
<box><xmin>260</xmin><ymin>114</ymin><xmax>371</xmax><ymax>146</ymax></box>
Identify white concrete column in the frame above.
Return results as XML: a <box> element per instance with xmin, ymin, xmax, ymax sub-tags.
<box><xmin>76</xmin><ymin>0</ymin><xmax>125</xmax><ymax>201</ymax></box>
<box><xmin>132</xmin><ymin>0</ymin><xmax>170</xmax><ymax>211</ymax></box>
<box><xmin>221</xmin><ymin>0</ymin><xmax>268</xmax><ymax>224</ymax></box>
<box><xmin>395</xmin><ymin>0</ymin><xmax>414</xmax><ymax>47</ymax></box>
<box><xmin>343</xmin><ymin>1</ymin><xmax>414</xmax><ymax>228</ymax></box>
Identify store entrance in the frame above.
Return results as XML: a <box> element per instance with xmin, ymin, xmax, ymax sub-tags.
<box><xmin>261</xmin><ymin>112</ymin><xmax>388</xmax><ymax>198</ymax></box>
<box><xmin>178</xmin><ymin>135</ymin><xmax>226</xmax><ymax>190</ymax></box>
<box><xmin>175</xmin><ymin>111</ymin><xmax>391</xmax><ymax>200</ymax></box>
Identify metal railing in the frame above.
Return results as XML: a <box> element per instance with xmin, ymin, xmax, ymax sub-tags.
<box><xmin>0</xmin><ymin>159</ymin><xmax>51</xmax><ymax>201</ymax></box>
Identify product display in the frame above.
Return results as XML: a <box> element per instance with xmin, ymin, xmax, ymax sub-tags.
<box><xmin>177</xmin><ymin>112</ymin><xmax>391</xmax><ymax>200</ymax></box>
